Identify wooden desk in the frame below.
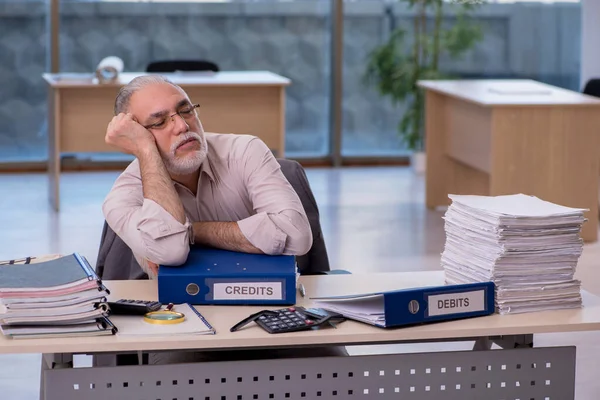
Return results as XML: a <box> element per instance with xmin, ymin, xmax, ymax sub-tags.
<box><xmin>2</xmin><ymin>272</ymin><xmax>599</xmax><ymax>400</ymax></box>
<box><xmin>42</xmin><ymin>71</ymin><xmax>291</xmax><ymax>211</ymax></box>
<box><xmin>417</xmin><ymin>79</ymin><xmax>600</xmax><ymax>242</ymax></box>
<box><xmin>2</xmin><ymin>272</ymin><xmax>600</xmax><ymax>355</ymax></box>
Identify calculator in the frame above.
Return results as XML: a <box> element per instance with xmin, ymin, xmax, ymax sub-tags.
<box><xmin>230</xmin><ymin>307</ymin><xmax>345</xmax><ymax>334</ymax></box>
<box><xmin>107</xmin><ymin>299</ymin><xmax>163</xmax><ymax>316</ymax></box>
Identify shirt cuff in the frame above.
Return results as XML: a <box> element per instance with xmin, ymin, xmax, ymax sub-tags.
<box><xmin>137</xmin><ymin>199</ymin><xmax>191</xmax><ymax>240</ymax></box>
<box><xmin>237</xmin><ymin>212</ymin><xmax>287</xmax><ymax>254</ymax></box>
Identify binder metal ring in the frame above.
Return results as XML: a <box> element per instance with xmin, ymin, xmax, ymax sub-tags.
<box><xmin>408</xmin><ymin>300</ymin><xmax>419</xmax><ymax>314</ymax></box>
<box><xmin>186</xmin><ymin>283</ymin><xmax>200</xmax><ymax>296</ymax></box>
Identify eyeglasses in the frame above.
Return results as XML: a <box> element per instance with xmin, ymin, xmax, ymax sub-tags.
<box><xmin>143</xmin><ymin>103</ymin><xmax>200</xmax><ymax>131</ymax></box>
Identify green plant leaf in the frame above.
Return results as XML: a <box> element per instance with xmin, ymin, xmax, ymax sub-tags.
<box><xmin>363</xmin><ymin>28</ymin><xmax>416</xmax><ymax>103</ymax></box>
<box><xmin>441</xmin><ymin>8</ymin><xmax>484</xmax><ymax>59</ymax></box>
<box><xmin>363</xmin><ymin>0</ymin><xmax>484</xmax><ymax>150</ymax></box>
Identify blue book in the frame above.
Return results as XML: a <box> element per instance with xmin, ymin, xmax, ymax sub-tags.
<box><xmin>158</xmin><ymin>246</ymin><xmax>297</xmax><ymax>305</ymax></box>
<box><xmin>310</xmin><ymin>281</ymin><xmax>495</xmax><ymax>328</ymax></box>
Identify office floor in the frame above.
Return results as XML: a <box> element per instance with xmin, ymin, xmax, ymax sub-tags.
<box><xmin>1</xmin><ymin>166</ymin><xmax>600</xmax><ymax>399</ymax></box>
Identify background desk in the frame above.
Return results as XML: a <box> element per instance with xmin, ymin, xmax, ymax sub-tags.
<box><xmin>42</xmin><ymin>71</ymin><xmax>291</xmax><ymax>211</ymax></box>
<box><xmin>417</xmin><ymin>79</ymin><xmax>600</xmax><ymax>242</ymax></box>
<box><xmin>2</xmin><ymin>272</ymin><xmax>599</xmax><ymax>400</ymax></box>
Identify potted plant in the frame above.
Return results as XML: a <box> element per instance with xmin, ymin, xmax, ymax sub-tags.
<box><xmin>364</xmin><ymin>0</ymin><xmax>484</xmax><ymax>174</ymax></box>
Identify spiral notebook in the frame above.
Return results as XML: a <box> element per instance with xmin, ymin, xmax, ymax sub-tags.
<box><xmin>2</xmin><ymin>316</ymin><xmax>117</xmax><ymax>339</ymax></box>
<box><xmin>0</xmin><ymin>252</ymin><xmax>106</xmax><ymax>296</ymax></box>
<box><xmin>110</xmin><ymin>303</ymin><xmax>215</xmax><ymax>336</ymax></box>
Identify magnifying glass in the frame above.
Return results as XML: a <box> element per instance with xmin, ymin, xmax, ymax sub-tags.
<box><xmin>143</xmin><ymin>310</ymin><xmax>185</xmax><ymax>325</ymax></box>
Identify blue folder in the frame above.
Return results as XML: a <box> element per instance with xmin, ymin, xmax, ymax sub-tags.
<box><xmin>157</xmin><ymin>246</ymin><xmax>297</xmax><ymax>305</ymax></box>
<box><xmin>311</xmin><ymin>281</ymin><xmax>495</xmax><ymax>328</ymax></box>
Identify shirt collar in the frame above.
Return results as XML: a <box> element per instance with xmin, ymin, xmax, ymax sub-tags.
<box><xmin>199</xmin><ymin>153</ymin><xmax>217</xmax><ymax>183</ymax></box>
<box><xmin>171</xmin><ymin>150</ymin><xmax>219</xmax><ymax>191</ymax></box>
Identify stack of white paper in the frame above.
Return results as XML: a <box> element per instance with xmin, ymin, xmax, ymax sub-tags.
<box><xmin>441</xmin><ymin>194</ymin><xmax>587</xmax><ymax>315</ymax></box>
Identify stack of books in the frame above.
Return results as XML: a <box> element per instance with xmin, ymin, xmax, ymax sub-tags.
<box><xmin>0</xmin><ymin>253</ymin><xmax>116</xmax><ymax>339</ymax></box>
<box><xmin>441</xmin><ymin>193</ymin><xmax>586</xmax><ymax>315</ymax></box>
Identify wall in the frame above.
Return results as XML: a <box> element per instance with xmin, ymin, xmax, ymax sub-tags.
<box><xmin>580</xmin><ymin>0</ymin><xmax>600</xmax><ymax>90</ymax></box>
<box><xmin>0</xmin><ymin>1</ymin><xmax>583</xmax><ymax>161</ymax></box>
<box><xmin>0</xmin><ymin>2</ymin><xmax>48</xmax><ymax>161</ymax></box>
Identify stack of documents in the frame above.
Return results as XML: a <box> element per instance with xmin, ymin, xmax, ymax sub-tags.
<box><xmin>441</xmin><ymin>194</ymin><xmax>586</xmax><ymax>315</ymax></box>
<box><xmin>0</xmin><ymin>253</ymin><xmax>116</xmax><ymax>339</ymax></box>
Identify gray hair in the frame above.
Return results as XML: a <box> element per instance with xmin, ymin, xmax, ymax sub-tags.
<box><xmin>114</xmin><ymin>75</ymin><xmax>181</xmax><ymax>115</ymax></box>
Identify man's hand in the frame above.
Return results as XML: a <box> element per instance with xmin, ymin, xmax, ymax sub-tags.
<box><xmin>147</xmin><ymin>260</ymin><xmax>159</xmax><ymax>277</ymax></box>
<box><xmin>106</xmin><ymin>113</ymin><xmax>157</xmax><ymax>158</ymax></box>
<box><xmin>107</xmin><ymin>112</ymin><xmax>187</xmax><ymax>225</ymax></box>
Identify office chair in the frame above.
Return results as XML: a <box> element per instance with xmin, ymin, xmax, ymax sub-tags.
<box><xmin>146</xmin><ymin>60</ymin><xmax>220</xmax><ymax>73</ymax></box>
<box><xmin>96</xmin><ymin>158</ymin><xmax>339</xmax><ymax>281</ymax></box>
<box><xmin>582</xmin><ymin>79</ymin><xmax>600</xmax><ymax>98</ymax></box>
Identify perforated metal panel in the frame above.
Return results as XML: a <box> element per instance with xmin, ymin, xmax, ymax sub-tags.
<box><xmin>43</xmin><ymin>346</ymin><xmax>575</xmax><ymax>400</ymax></box>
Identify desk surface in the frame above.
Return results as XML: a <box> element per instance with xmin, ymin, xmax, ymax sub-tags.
<box><xmin>42</xmin><ymin>71</ymin><xmax>291</xmax><ymax>88</ymax></box>
<box><xmin>2</xmin><ymin>271</ymin><xmax>600</xmax><ymax>355</ymax></box>
<box><xmin>417</xmin><ymin>79</ymin><xmax>600</xmax><ymax>107</ymax></box>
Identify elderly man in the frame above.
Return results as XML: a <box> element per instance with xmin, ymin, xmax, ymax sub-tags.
<box><xmin>103</xmin><ymin>75</ymin><xmax>313</xmax><ymax>278</ymax></box>
<box><xmin>101</xmin><ymin>75</ymin><xmax>345</xmax><ymax>365</ymax></box>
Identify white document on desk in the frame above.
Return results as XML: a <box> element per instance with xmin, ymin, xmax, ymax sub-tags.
<box><xmin>110</xmin><ymin>303</ymin><xmax>215</xmax><ymax>336</ymax></box>
<box><xmin>312</xmin><ymin>294</ymin><xmax>386</xmax><ymax>326</ymax></box>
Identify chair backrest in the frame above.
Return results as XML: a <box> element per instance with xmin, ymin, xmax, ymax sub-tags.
<box><xmin>277</xmin><ymin>159</ymin><xmax>330</xmax><ymax>275</ymax></box>
<box><xmin>95</xmin><ymin>159</ymin><xmax>330</xmax><ymax>280</ymax></box>
<box><xmin>582</xmin><ymin>79</ymin><xmax>600</xmax><ymax>97</ymax></box>
<box><xmin>146</xmin><ymin>60</ymin><xmax>219</xmax><ymax>73</ymax></box>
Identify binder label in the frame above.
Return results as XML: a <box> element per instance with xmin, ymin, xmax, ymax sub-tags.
<box><xmin>213</xmin><ymin>282</ymin><xmax>283</xmax><ymax>300</ymax></box>
<box><xmin>427</xmin><ymin>290</ymin><xmax>485</xmax><ymax>317</ymax></box>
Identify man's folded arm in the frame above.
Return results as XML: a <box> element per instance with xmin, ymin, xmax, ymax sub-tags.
<box><xmin>237</xmin><ymin>209</ymin><xmax>312</xmax><ymax>255</ymax></box>
<box><xmin>191</xmin><ymin>208</ymin><xmax>311</xmax><ymax>256</ymax></box>
<box><xmin>234</xmin><ymin>136</ymin><xmax>313</xmax><ymax>256</ymax></box>
<box><xmin>103</xmin><ymin>188</ymin><xmax>191</xmax><ymax>267</ymax></box>
<box><xmin>103</xmin><ymin>146</ymin><xmax>193</xmax><ymax>267</ymax></box>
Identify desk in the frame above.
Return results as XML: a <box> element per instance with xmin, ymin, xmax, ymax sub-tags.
<box><xmin>2</xmin><ymin>272</ymin><xmax>598</xmax><ymax>400</ymax></box>
<box><xmin>417</xmin><ymin>79</ymin><xmax>600</xmax><ymax>242</ymax></box>
<box><xmin>42</xmin><ymin>71</ymin><xmax>291</xmax><ymax>212</ymax></box>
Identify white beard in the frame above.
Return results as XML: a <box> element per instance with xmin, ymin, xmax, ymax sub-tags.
<box><xmin>161</xmin><ymin>131</ymin><xmax>208</xmax><ymax>176</ymax></box>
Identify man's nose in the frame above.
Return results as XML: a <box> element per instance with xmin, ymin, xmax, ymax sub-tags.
<box><xmin>172</xmin><ymin>113</ymin><xmax>189</xmax><ymax>134</ymax></box>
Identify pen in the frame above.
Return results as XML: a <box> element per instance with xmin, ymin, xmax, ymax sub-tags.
<box><xmin>298</xmin><ymin>283</ymin><xmax>306</xmax><ymax>298</ymax></box>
